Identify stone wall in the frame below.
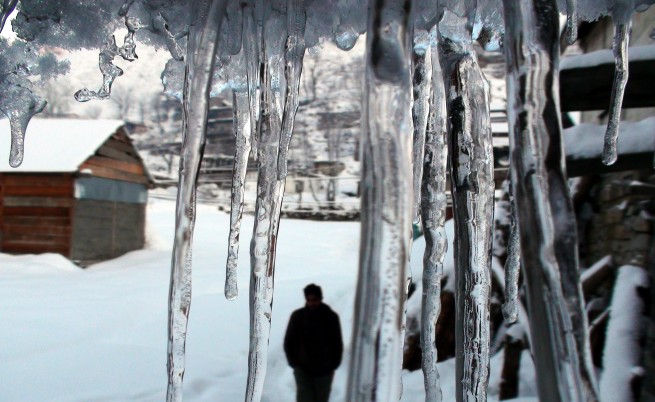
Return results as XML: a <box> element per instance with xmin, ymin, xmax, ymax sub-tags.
<box><xmin>583</xmin><ymin>171</ymin><xmax>655</xmax><ymax>268</ymax></box>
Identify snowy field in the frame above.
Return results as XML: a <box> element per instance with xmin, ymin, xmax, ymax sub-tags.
<box><xmin>0</xmin><ymin>198</ymin><xmax>537</xmax><ymax>401</ymax></box>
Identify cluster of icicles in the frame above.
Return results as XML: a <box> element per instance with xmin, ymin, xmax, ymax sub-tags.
<box><xmin>2</xmin><ymin>0</ymin><xmax>653</xmax><ymax>401</ymax></box>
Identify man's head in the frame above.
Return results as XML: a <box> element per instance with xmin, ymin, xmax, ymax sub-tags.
<box><xmin>303</xmin><ymin>283</ymin><xmax>323</xmax><ymax>309</ymax></box>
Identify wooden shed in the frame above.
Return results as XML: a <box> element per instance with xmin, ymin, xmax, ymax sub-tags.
<box><xmin>0</xmin><ymin>118</ymin><xmax>153</xmax><ymax>265</ymax></box>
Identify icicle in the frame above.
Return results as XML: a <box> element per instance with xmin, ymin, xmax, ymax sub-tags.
<box><xmin>244</xmin><ymin>58</ymin><xmax>286</xmax><ymax>402</ymax></box>
<box><xmin>0</xmin><ymin>82</ymin><xmax>46</xmax><ymax>167</ymax></box>
<box><xmin>74</xmin><ymin>36</ymin><xmax>124</xmax><ymax>102</ymax></box>
<box><xmin>242</xmin><ymin>1</ymin><xmax>261</xmax><ymax>159</ymax></box>
<box><xmin>502</xmin><ymin>182</ymin><xmax>520</xmax><ymax>324</ymax></box>
<box><xmin>346</xmin><ymin>0</ymin><xmax>413</xmax><ymax>400</ymax></box>
<box><xmin>411</xmin><ymin>29</ymin><xmax>433</xmax><ymax>225</ymax></box>
<box><xmin>75</xmin><ymin>16</ymin><xmax>143</xmax><ymax>102</ymax></box>
<box><xmin>602</xmin><ymin>19</ymin><xmax>631</xmax><ymax>166</ymax></box>
<box><xmin>226</xmin><ymin>0</ymin><xmax>243</xmax><ymax>55</ymax></box>
<box><xmin>166</xmin><ymin>1</ymin><xmax>226</xmax><ymax>401</ymax></box>
<box><xmin>502</xmin><ymin>0</ymin><xmax>599</xmax><ymax>401</ymax></box>
<box><xmin>419</xmin><ymin>42</ymin><xmax>448</xmax><ymax>402</ymax></box>
<box><xmin>438</xmin><ymin>10</ymin><xmax>494</xmax><ymax>401</ymax></box>
<box><xmin>244</xmin><ymin>6</ymin><xmax>289</xmax><ymax>398</ymax></box>
<box><xmin>119</xmin><ymin>17</ymin><xmax>141</xmax><ymax>61</ymax></box>
<box><xmin>0</xmin><ymin>0</ymin><xmax>18</xmax><ymax>33</ymax></box>
<box><xmin>153</xmin><ymin>13</ymin><xmax>187</xmax><ymax>61</ymax></box>
<box><xmin>118</xmin><ymin>0</ymin><xmax>135</xmax><ymax>17</ymax></box>
<box><xmin>225</xmin><ymin>90</ymin><xmax>252</xmax><ymax>301</ymax></box>
<box><xmin>565</xmin><ymin>0</ymin><xmax>578</xmax><ymax>44</ymax></box>
<box><xmin>276</xmin><ymin>0</ymin><xmax>306</xmax><ymax>180</ymax></box>
<box><xmin>334</xmin><ymin>2</ymin><xmax>361</xmax><ymax>51</ymax></box>
<box><xmin>449</xmin><ymin>53</ymin><xmax>494</xmax><ymax>402</ymax></box>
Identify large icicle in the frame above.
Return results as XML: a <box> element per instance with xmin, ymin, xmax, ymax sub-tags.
<box><xmin>438</xmin><ymin>10</ymin><xmax>495</xmax><ymax>401</ymax></box>
<box><xmin>411</xmin><ymin>29</ymin><xmax>433</xmax><ymax>224</ymax></box>
<box><xmin>419</xmin><ymin>42</ymin><xmax>448</xmax><ymax>402</ymax></box>
<box><xmin>226</xmin><ymin>0</ymin><xmax>244</xmax><ymax>55</ymax></box>
<box><xmin>565</xmin><ymin>0</ymin><xmax>578</xmax><ymax>44</ymax></box>
<box><xmin>152</xmin><ymin>13</ymin><xmax>187</xmax><ymax>61</ymax></box>
<box><xmin>346</xmin><ymin>0</ymin><xmax>413</xmax><ymax>400</ymax></box>
<box><xmin>242</xmin><ymin>1</ymin><xmax>262</xmax><ymax>158</ymax></box>
<box><xmin>166</xmin><ymin>1</ymin><xmax>226</xmax><ymax>401</ymax></box>
<box><xmin>602</xmin><ymin>19</ymin><xmax>631</xmax><ymax>166</ymax></box>
<box><xmin>502</xmin><ymin>181</ymin><xmax>520</xmax><ymax>323</ymax></box>
<box><xmin>0</xmin><ymin>81</ymin><xmax>46</xmax><ymax>167</ymax></box>
<box><xmin>225</xmin><ymin>90</ymin><xmax>252</xmax><ymax>301</ymax></box>
<box><xmin>276</xmin><ymin>0</ymin><xmax>307</xmax><ymax>180</ymax></box>
<box><xmin>244</xmin><ymin>10</ymin><xmax>287</xmax><ymax>400</ymax></box>
<box><xmin>502</xmin><ymin>0</ymin><xmax>599</xmax><ymax>401</ymax></box>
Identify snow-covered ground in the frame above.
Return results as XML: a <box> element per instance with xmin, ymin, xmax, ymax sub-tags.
<box><xmin>0</xmin><ymin>198</ymin><xmax>537</xmax><ymax>401</ymax></box>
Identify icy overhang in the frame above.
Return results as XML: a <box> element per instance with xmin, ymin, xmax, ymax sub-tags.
<box><xmin>0</xmin><ymin>118</ymin><xmax>124</xmax><ymax>173</ymax></box>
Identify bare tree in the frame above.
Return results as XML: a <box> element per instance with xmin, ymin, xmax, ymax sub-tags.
<box><xmin>83</xmin><ymin>104</ymin><xmax>104</xmax><ymax>119</ymax></box>
<box><xmin>110</xmin><ymin>86</ymin><xmax>133</xmax><ymax>120</ymax></box>
<box><xmin>37</xmin><ymin>78</ymin><xmax>74</xmax><ymax>117</ymax></box>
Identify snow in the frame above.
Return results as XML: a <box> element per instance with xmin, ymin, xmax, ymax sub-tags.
<box><xmin>0</xmin><ymin>198</ymin><xmax>538</xmax><ymax>401</ymax></box>
<box><xmin>0</xmin><ymin>118</ymin><xmax>124</xmax><ymax>172</ymax></box>
<box><xmin>560</xmin><ymin>44</ymin><xmax>655</xmax><ymax>70</ymax></box>
<box><xmin>564</xmin><ymin>117</ymin><xmax>655</xmax><ymax>159</ymax></box>
<box><xmin>599</xmin><ymin>265</ymin><xmax>649</xmax><ymax>402</ymax></box>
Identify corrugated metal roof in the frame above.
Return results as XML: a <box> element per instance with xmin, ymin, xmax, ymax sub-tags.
<box><xmin>0</xmin><ymin>118</ymin><xmax>124</xmax><ymax>173</ymax></box>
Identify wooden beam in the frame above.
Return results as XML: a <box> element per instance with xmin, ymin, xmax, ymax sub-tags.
<box><xmin>560</xmin><ymin>58</ymin><xmax>655</xmax><ymax>112</ymax></box>
<box><xmin>567</xmin><ymin>152</ymin><xmax>653</xmax><ymax>177</ymax></box>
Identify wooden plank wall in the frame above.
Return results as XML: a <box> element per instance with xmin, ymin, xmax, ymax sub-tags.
<box><xmin>0</xmin><ymin>174</ymin><xmax>74</xmax><ymax>256</ymax></box>
<box><xmin>70</xmin><ymin>199</ymin><xmax>146</xmax><ymax>264</ymax></box>
<box><xmin>79</xmin><ymin>131</ymin><xmax>150</xmax><ymax>186</ymax></box>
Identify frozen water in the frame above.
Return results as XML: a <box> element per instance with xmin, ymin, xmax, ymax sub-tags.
<box><xmin>439</xmin><ymin>7</ymin><xmax>495</xmax><ymax>400</ymax></box>
<box><xmin>225</xmin><ymin>90</ymin><xmax>252</xmax><ymax>301</ymax></box>
<box><xmin>276</xmin><ymin>0</ymin><xmax>306</xmax><ymax>180</ymax></box>
<box><xmin>502</xmin><ymin>184</ymin><xmax>520</xmax><ymax>324</ymax></box>
<box><xmin>419</xmin><ymin>41</ymin><xmax>448</xmax><ymax>402</ymax></box>
<box><xmin>152</xmin><ymin>13</ymin><xmax>186</xmax><ymax>61</ymax></box>
<box><xmin>166</xmin><ymin>1</ymin><xmax>225</xmax><ymax>401</ymax></box>
<box><xmin>346</xmin><ymin>1</ymin><xmax>413</xmax><ymax>401</ymax></box>
<box><xmin>411</xmin><ymin>29</ymin><xmax>432</xmax><ymax>225</ymax></box>
<box><xmin>602</xmin><ymin>21</ymin><xmax>630</xmax><ymax>165</ymax></box>
<box><xmin>503</xmin><ymin>0</ymin><xmax>599</xmax><ymax>401</ymax></box>
<box><xmin>2</xmin><ymin>1</ymin><xmax>654</xmax><ymax>402</ymax></box>
<box><xmin>565</xmin><ymin>0</ymin><xmax>578</xmax><ymax>44</ymax></box>
<box><xmin>0</xmin><ymin>0</ymin><xmax>17</xmax><ymax>33</ymax></box>
<box><xmin>74</xmin><ymin>15</ymin><xmax>144</xmax><ymax>102</ymax></box>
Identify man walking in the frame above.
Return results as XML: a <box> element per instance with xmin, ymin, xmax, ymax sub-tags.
<box><xmin>284</xmin><ymin>284</ymin><xmax>343</xmax><ymax>402</ymax></box>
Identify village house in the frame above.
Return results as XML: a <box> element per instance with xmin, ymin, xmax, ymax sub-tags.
<box><xmin>0</xmin><ymin>118</ymin><xmax>153</xmax><ymax>266</ymax></box>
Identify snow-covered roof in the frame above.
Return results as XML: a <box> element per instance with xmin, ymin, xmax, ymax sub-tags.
<box><xmin>564</xmin><ymin>117</ymin><xmax>655</xmax><ymax>159</ymax></box>
<box><xmin>0</xmin><ymin>118</ymin><xmax>125</xmax><ymax>173</ymax></box>
<box><xmin>561</xmin><ymin>45</ymin><xmax>655</xmax><ymax>70</ymax></box>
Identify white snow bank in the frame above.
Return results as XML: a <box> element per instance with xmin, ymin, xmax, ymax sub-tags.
<box><xmin>564</xmin><ymin>117</ymin><xmax>655</xmax><ymax>159</ymax></box>
<box><xmin>600</xmin><ymin>265</ymin><xmax>649</xmax><ymax>402</ymax></box>
<box><xmin>0</xmin><ymin>198</ymin><xmax>537</xmax><ymax>401</ymax></box>
<box><xmin>561</xmin><ymin>45</ymin><xmax>655</xmax><ymax>70</ymax></box>
<box><xmin>0</xmin><ymin>252</ymin><xmax>82</xmax><ymax>275</ymax></box>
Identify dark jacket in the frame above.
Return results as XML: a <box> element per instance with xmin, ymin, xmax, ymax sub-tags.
<box><xmin>284</xmin><ymin>303</ymin><xmax>343</xmax><ymax>377</ymax></box>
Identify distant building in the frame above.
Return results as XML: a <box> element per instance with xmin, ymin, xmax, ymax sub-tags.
<box><xmin>0</xmin><ymin>119</ymin><xmax>153</xmax><ymax>266</ymax></box>
<box><xmin>200</xmin><ymin>97</ymin><xmax>257</xmax><ymax>186</ymax></box>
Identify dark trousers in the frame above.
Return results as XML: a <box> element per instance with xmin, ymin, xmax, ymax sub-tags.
<box><xmin>293</xmin><ymin>368</ymin><xmax>334</xmax><ymax>402</ymax></box>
